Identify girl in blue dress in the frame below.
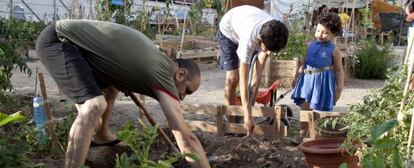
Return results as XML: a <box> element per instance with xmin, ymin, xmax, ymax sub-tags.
<box><xmin>291</xmin><ymin>12</ymin><xmax>345</xmax><ymax>138</ymax></box>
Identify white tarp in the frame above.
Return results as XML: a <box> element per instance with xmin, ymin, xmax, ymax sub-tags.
<box><xmin>269</xmin><ymin>0</ymin><xmax>370</xmax><ymax>21</ymax></box>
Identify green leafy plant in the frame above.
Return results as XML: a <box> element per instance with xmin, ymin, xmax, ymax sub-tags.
<box><xmin>0</xmin><ymin>111</ymin><xmax>33</xmax><ymax>167</ymax></box>
<box><xmin>116</xmin><ymin>120</ymin><xmax>197</xmax><ymax>168</ymax></box>
<box><xmin>358</xmin><ymin>119</ymin><xmax>402</xmax><ymax>168</ymax></box>
<box><xmin>342</xmin><ymin>66</ymin><xmax>412</xmax><ymax>167</ymax></box>
<box><xmin>0</xmin><ymin>111</ymin><xmax>25</xmax><ymax>126</ymax></box>
<box><xmin>351</xmin><ymin>38</ymin><xmax>394</xmax><ymax>79</ymax></box>
<box><xmin>271</xmin><ymin>29</ymin><xmax>306</xmax><ymax>60</ymax></box>
<box><xmin>55</xmin><ymin>113</ymin><xmax>76</xmax><ymax>150</ymax></box>
<box><xmin>0</xmin><ymin>19</ymin><xmax>45</xmax><ymax>95</ymax></box>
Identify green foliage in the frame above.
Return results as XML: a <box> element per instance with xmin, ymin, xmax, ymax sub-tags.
<box><xmin>360</xmin><ymin>8</ymin><xmax>373</xmax><ymax>30</ymax></box>
<box><xmin>187</xmin><ymin>0</ymin><xmax>223</xmax><ymax>36</ymax></box>
<box><xmin>0</xmin><ymin>111</ymin><xmax>26</xmax><ymax>126</ymax></box>
<box><xmin>0</xmin><ymin>135</ymin><xmax>32</xmax><ymax>167</ymax></box>
<box><xmin>0</xmin><ymin>111</ymin><xmax>32</xmax><ymax>167</ymax></box>
<box><xmin>359</xmin><ymin>119</ymin><xmax>402</xmax><ymax>168</ymax></box>
<box><xmin>0</xmin><ymin>94</ymin><xmax>32</xmax><ymax>117</ymax></box>
<box><xmin>352</xmin><ymin>38</ymin><xmax>394</xmax><ymax>79</ymax></box>
<box><xmin>128</xmin><ymin>7</ymin><xmax>156</xmax><ymax>40</ymax></box>
<box><xmin>0</xmin><ymin>19</ymin><xmax>45</xmax><ymax>95</ymax></box>
<box><xmin>55</xmin><ymin>113</ymin><xmax>76</xmax><ymax>150</ymax></box>
<box><xmin>342</xmin><ymin>67</ymin><xmax>412</xmax><ymax>167</ymax></box>
<box><xmin>116</xmin><ymin>120</ymin><xmax>197</xmax><ymax>168</ymax></box>
<box><xmin>271</xmin><ymin>28</ymin><xmax>306</xmax><ymax>60</ymax></box>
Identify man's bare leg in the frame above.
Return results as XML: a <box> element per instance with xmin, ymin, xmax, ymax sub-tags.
<box><xmin>94</xmin><ymin>86</ymin><xmax>119</xmax><ymax>143</ymax></box>
<box><xmin>224</xmin><ymin>70</ymin><xmax>239</xmax><ymax>105</ymax></box>
<box><xmin>224</xmin><ymin>70</ymin><xmax>240</xmax><ymax>122</ymax></box>
<box><xmin>65</xmin><ymin>95</ymin><xmax>107</xmax><ymax>168</ymax></box>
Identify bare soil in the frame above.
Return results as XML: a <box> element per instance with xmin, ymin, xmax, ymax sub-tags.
<box><xmin>8</xmin><ymin>51</ymin><xmax>385</xmax><ymax>167</ymax></box>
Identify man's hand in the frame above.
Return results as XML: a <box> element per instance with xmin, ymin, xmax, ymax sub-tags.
<box><xmin>155</xmin><ymin>90</ymin><xmax>211</xmax><ymax>168</ymax></box>
<box><xmin>244</xmin><ymin>116</ymin><xmax>255</xmax><ymax>136</ymax></box>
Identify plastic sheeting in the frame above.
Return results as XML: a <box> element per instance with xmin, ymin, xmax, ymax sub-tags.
<box><xmin>269</xmin><ymin>0</ymin><xmax>370</xmax><ymax>21</ymax></box>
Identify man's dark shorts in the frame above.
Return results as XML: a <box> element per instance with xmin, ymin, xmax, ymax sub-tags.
<box><xmin>217</xmin><ymin>30</ymin><xmax>239</xmax><ymax>71</ymax></box>
<box><xmin>36</xmin><ymin>22</ymin><xmax>109</xmax><ymax>104</ymax></box>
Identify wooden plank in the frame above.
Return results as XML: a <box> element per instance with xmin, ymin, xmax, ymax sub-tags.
<box><xmin>180</xmin><ymin>50</ymin><xmax>218</xmax><ymax>59</ymax></box>
<box><xmin>217</xmin><ymin>105</ymin><xmax>225</xmax><ymax>137</ymax></box>
<box><xmin>226</xmin><ymin>105</ymin><xmax>276</xmax><ymax>117</ymax></box>
<box><xmin>187</xmin><ymin>121</ymin><xmax>217</xmax><ymax>132</ymax></box>
<box><xmin>308</xmin><ymin>112</ymin><xmax>316</xmax><ymax>139</ymax></box>
<box><xmin>182</xmin><ymin>104</ymin><xmax>276</xmax><ymax>117</ymax></box>
<box><xmin>313</xmin><ymin>111</ymin><xmax>347</xmax><ymax>120</ymax></box>
<box><xmin>226</xmin><ymin>123</ymin><xmax>274</xmax><ymax>138</ymax></box>
<box><xmin>181</xmin><ymin>104</ymin><xmax>219</xmax><ymax>115</ymax></box>
<box><xmin>273</xmin><ymin>106</ymin><xmax>282</xmax><ymax>141</ymax></box>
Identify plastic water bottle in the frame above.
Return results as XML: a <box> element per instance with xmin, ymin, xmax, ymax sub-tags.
<box><xmin>33</xmin><ymin>96</ymin><xmax>48</xmax><ymax>144</ymax></box>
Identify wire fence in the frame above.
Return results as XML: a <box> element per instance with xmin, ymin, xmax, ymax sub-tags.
<box><xmin>0</xmin><ymin>0</ymin><xmax>217</xmax><ymax>25</ymax></box>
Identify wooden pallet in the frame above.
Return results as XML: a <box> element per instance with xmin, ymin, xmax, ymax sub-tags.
<box><xmin>181</xmin><ymin>104</ymin><xmax>289</xmax><ymax>141</ymax></box>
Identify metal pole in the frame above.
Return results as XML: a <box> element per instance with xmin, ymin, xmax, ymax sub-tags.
<box><xmin>9</xmin><ymin>0</ymin><xmax>13</xmax><ymax>19</ymax></box>
<box><xmin>89</xmin><ymin>0</ymin><xmax>93</xmax><ymax>19</ymax></box>
<box><xmin>53</xmin><ymin>0</ymin><xmax>57</xmax><ymax>21</ymax></box>
<box><xmin>20</xmin><ymin>0</ymin><xmax>42</xmax><ymax>22</ymax></box>
<box><xmin>58</xmin><ymin>0</ymin><xmax>71</xmax><ymax>15</ymax></box>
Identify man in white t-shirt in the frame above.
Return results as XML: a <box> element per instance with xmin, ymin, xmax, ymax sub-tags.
<box><xmin>217</xmin><ymin>5</ymin><xmax>288</xmax><ymax>135</ymax></box>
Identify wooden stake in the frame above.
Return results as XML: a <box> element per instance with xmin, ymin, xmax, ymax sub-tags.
<box><xmin>273</xmin><ymin>106</ymin><xmax>281</xmax><ymax>141</ymax></box>
<box><xmin>404</xmin><ymin>31</ymin><xmax>414</xmax><ymax>167</ymax></box>
<box><xmin>128</xmin><ymin>92</ymin><xmax>180</xmax><ymax>153</ymax></box>
<box><xmin>216</xmin><ymin>105</ymin><xmax>225</xmax><ymax>137</ymax></box>
<box><xmin>37</xmin><ymin>73</ymin><xmax>59</xmax><ymax>149</ymax></box>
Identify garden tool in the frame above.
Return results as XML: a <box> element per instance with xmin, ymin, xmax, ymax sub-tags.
<box><xmin>128</xmin><ymin>92</ymin><xmax>180</xmax><ymax>153</ymax></box>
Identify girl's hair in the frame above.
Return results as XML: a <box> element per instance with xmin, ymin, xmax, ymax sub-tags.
<box><xmin>317</xmin><ymin>12</ymin><xmax>342</xmax><ymax>36</ymax></box>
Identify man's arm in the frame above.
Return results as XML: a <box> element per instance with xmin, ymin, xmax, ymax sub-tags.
<box><xmin>155</xmin><ymin>90</ymin><xmax>211</xmax><ymax>168</ymax></box>
<box><xmin>239</xmin><ymin>62</ymin><xmax>254</xmax><ymax>136</ymax></box>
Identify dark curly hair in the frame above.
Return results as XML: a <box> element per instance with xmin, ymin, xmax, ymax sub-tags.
<box><xmin>317</xmin><ymin>12</ymin><xmax>342</xmax><ymax>36</ymax></box>
<box><xmin>259</xmin><ymin>20</ymin><xmax>288</xmax><ymax>52</ymax></box>
<box><xmin>405</xmin><ymin>0</ymin><xmax>414</xmax><ymax>13</ymax></box>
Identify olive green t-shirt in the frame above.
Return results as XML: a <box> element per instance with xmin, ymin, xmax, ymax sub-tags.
<box><xmin>55</xmin><ymin>19</ymin><xmax>179</xmax><ymax>100</ymax></box>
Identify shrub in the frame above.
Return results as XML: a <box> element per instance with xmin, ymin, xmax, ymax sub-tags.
<box><xmin>352</xmin><ymin>38</ymin><xmax>394</xmax><ymax>79</ymax></box>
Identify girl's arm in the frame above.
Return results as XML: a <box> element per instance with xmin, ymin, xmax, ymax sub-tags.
<box><xmin>292</xmin><ymin>44</ymin><xmax>309</xmax><ymax>88</ymax></box>
<box><xmin>333</xmin><ymin>47</ymin><xmax>345</xmax><ymax>102</ymax></box>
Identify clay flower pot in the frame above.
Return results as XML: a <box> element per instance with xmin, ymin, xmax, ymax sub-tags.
<box><xmin>297</xmin><ymin>138</ymin><xmax>358</xmax><ymax>168</ymax></box>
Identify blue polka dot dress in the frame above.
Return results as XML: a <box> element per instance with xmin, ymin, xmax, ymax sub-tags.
<box><xmin>291</xmin><ymin>41</ymin><xmax>337</xmax><ymax>111</ymax></box>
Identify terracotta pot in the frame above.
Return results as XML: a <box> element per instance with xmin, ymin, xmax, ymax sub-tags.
<box><xmin>297</xmin><ymin>138</ymin><xmax>358</xmax><ymax>168</ymax></box>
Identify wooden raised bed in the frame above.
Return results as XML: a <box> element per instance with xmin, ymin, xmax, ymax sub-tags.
<box><xmin>263</xmin><ymin>58</ymin><xmax>301</xmax><ymax>88</ymax></box>
<box><xmin>181</xmin><ymin>104</ymin><xmax>289</xmax><ymax>141</ymax></box>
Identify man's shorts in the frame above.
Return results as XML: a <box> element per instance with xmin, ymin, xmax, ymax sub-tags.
<box><xmin>36</xmin><ymin>22</ymin><xmax>109</xmax><ymax>104</ymax></box>
<box><xmin>217</xmin><ymin>30</ymin><xmax>239</xmax><ymax>71</ymax></box>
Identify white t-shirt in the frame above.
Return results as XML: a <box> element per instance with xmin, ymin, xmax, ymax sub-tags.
<box><xmin>219</xmin><ymin>5</ymin><xmax>274</xmax><ymax>64</ymax></box>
